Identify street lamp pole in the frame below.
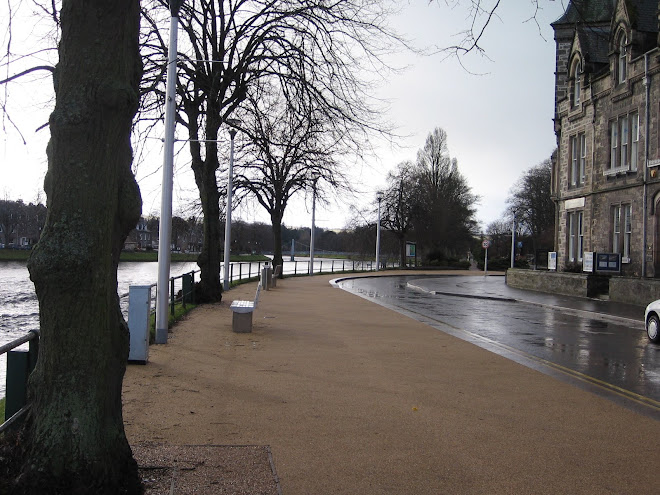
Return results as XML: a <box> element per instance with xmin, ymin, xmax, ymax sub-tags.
<box><xmin>309</xmin><ymin>178</ymin><xmax>317</xmax><ymax>276</ymax></box>
<box><xmin>155</xmin><ymin>1</ymin><xmax>182</xmax><ymax>344</ymax></box>
<box><xmin>375</xmin><ymin>191</ymin><xmax>383</xmax><ymax>271</ymax></box>
<box><xmin>223</xmin><ymin>120</ymin><xmax>241</xmax><ymax>291</ymax></box>
<box><xmin>510</xmin><ymin>211</ymin><xmax>516</xmax><ymax>269</ymax></box>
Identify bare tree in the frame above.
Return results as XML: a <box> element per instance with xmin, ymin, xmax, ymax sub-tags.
<box><xmin>506</xmin><ymin>157</ymin><xmax>555</xmax><ymax>254</ymax></box>
<box><xmin>0</xmin><ymin>0</ymin><xmax>144</xmax><ymax>493</ymax></box>
<box><xmin>380</xmin><ymin>161</ymin><xmax>418</xmax><ymax>266</ymax></box>
<box><xmin>233</xmin><ymin>84</ymin><xmax>351</xmax><ymax>270</ymax></box>
<box><xmin>139</xmin><ymin>0</ymin><xmax>401</xmax><ymax>300</ymax></box>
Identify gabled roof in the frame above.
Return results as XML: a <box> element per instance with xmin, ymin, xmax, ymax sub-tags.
<box><xmin>575</xmin><ymin>25</ymin><xmax>611</xmax><ymax>68</ymax></box>
<box><xmin>553</xmin><ymin>0</ymin><xmax>659</xmax><ymax>32</ymax></box>
<box><xmin>624</xmin><ymin>0</ymin><xmax>659</xmax><ymax>33</ymax></box>
<box><xmin>552</xmin><ymin>0</ymin><xmax>616</xmax><ymax>26</ymax></box>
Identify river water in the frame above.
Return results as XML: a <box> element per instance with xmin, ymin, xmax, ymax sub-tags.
<box><xmin>0</xmin><ymin>260</ymin><xmax>199</xmax><ymax>399</ymax></box>
<box><xmin>1</xmin><ymin>257</ymin><xmax>378</xmax><ymax>399</ymax></box>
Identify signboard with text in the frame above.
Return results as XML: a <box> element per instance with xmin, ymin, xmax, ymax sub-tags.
<box><xmin>583</xmin><ymin>252</ymin><xmax>594</xmax><ymax>273</ymax></box>
<box><xmin>548</xmin><ymin>252</ymin><xmax>557</xmax><ymax>271</ymax></box>
<box><xmin>595</xmin><ymin>253</ymin><xmax>621</xmax><ymax>273</ymax></box>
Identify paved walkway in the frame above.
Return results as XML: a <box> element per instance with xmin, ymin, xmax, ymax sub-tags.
<box><xmin>123</xmin><ymin>271</ymin><xmax>660</xmax><ymax>494</ymax></box>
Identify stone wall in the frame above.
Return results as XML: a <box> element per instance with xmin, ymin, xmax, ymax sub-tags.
<box><xmin>505</xmin><ymin>268</ymin><xmax>593</xmax><ymax>297</ymax></box>
<box><xmin>507</xmin><ymin>268</ymin><xmax>660</xmax><ymax>307</ymax></box>
<box><xmin>609</xmin><ymin>276</ymin><xmax>660</xmax><ymax>306</ymax></box>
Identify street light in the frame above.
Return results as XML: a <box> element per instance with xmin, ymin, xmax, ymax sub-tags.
<box><xmin>510</xmin><ymin>210</ymin><xmax>517</xmax><ymax>269</ymax></box>
<box><xmin>155</xmin><ymin>1</ymin><xmax>183</xmax><ymax>344</ymax></box>
<box><xmin>223</xmin><ymin>118</ymin><xmax>241</xmax><ymax>291</ymax></box>
<box><xmin>309</xmin><ymin>175</ymin><xmax>318</xmax><ymax>276</ymax></box>
<box><xmin>375</xmin><ymin>191</ymin><xmax>383</xmax><ymax>271</ymax></box>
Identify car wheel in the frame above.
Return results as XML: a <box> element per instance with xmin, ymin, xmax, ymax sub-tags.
<box><xmin>647</xmin><ymin>314</ymin><xmax>660</xmax><ymax>343</ymax></box>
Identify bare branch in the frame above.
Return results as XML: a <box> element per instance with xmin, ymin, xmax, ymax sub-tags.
<box><xmin>0</xmin><ymin>64</ymin><xmax>54</xmax><ymax>85</ymax></box>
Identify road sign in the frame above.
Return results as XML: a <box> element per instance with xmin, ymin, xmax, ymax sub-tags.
<box><xmin>482</xmin><ymin>240</ymin><xmax>490</xmax><ymax>249</ymax></box>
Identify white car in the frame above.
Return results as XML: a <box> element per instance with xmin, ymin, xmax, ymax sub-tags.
<box><xmin>644</xmin><ymin>300</ymin><xmax>660</xmax><ymax>343</ymax></box>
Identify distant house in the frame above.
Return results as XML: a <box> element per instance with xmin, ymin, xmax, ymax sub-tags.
<box><xmin>551</xmin><ymin>0</ymin><xmax>660</xmax><ymax>276</ymax></box>
<box><xmin>125</xmin><ymin>217</ymin><xmax>154</xmax><ymax>251</ymax></box>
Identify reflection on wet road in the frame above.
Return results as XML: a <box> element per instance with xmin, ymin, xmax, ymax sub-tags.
<box><xmin>338</xmin><ymin>275</ymin><xmax>660</xmax><ymax>418</ymax></box>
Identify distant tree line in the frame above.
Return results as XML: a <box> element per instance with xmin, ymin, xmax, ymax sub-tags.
<box><xmin>136</xmin><ymin>216</ymin><xmax>400</xmax><ymax>262</ymax></box>
<box><xmin>0</xmin><ymin>199</ymin><xmax>400</xmax><ymax>262</ymax></box>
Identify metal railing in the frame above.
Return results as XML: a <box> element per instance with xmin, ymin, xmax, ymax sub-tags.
<box><xmin>226</xmin><ymin>258</ymin><xmax>398</xmax><ymax>282</ymax></box>
<box><xmin>0</xmin><ymin>329</ymin><xmax>39</xmax><ymax>434</ymax></box>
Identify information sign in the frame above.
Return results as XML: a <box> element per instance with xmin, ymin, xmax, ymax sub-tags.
<box><xmin>595</xmin><ymin>253</ymin><xmax>621</xmax><ymax>273</ymax></box>
<box><xmin>583</xmin><ymin>252</ymin><xmax>594</xmax><ymax>273</ymax></box>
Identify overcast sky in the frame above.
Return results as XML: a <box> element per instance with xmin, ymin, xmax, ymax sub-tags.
<box><xmin>1</xmin><ymin>0</ymin><xmax>568</xmax><ymax>232</ymax></box>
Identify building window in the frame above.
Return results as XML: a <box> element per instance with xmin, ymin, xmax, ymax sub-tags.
<box><xmin>570</xmin><ymin>133</ymin><xmax>586</xmax><ymax>187</ymax></box>
<box><xmin>618</xmin><ymin>34</ymin><xmax>627</xmax><ymax>84</ymax></box>
<box><xmin>631</xmin><ymin>115</ymin><xmax>639</xmax><ymax>171</ymax></box>
<box><xmin>612</xmin><ymin>204</ymin><xmax>632</xmax><ymax>260</ymax></box>
<box><xmin>571</xmin><ymin>60</ymin><xmax>582</xmax><ymax>107</ymax></box>
<box><xmin>624</xmin><ymin>204</ymin><xmax>632</xmax><ymax>260</ymax></box>
<box><xmin>568</xmin><ymin>210</ymin><xmax>584</xmax><ymax>263</ymax></box>
<box><xmin>608</xmin><ymin>113</ymin><xmax>639</xmax><ymax>172</ymax></box>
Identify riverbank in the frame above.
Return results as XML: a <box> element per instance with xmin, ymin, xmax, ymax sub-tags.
<box><xmin>0</xmin><ymin>249</ymin><xmax>270</xmax><ymax>263</ymax></box>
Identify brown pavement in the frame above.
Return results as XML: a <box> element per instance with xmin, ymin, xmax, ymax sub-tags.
<box><xmin>123</xmin><ymin>271</ymin><xmax>660</xmax><ymax>494</ymax></box>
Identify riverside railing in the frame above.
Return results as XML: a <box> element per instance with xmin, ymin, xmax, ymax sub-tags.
<box><xmin>224</xmin><ymin>258</ymin><xmax>398</xmax><ymax>282</ymax></box>
<box><xmin>0</xmin><ymin>329</ymin><xmax>39</xmax><ymax>433</ymax></box>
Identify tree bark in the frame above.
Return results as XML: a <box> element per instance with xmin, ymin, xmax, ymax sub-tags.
<box><xmin>13</xmin><ymin>1</ymin><xmax>143</xmax><ymax>493</ymax></box>
<box><xmin>271</xmin><ymin>212</ymin><xmax>284</xmax><ymax>273</ymax></box>
<box><xmin>193</xmin><ymin>159</ymin><xmax>223</xmax><ymax>302</ymax></box>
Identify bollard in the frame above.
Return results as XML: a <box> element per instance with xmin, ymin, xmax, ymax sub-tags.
<box><xmin>6</xmin><ymin>349</ymin><xmax>30</xmax><ymax>421</ymax></box>
<box><xmin>182</xmin><ymin>273</ymin><xmax>193</xmax><ymax>305</ymax></box>
<box><xmin>128</xmin><ymin>285</ymin><xmax>151</xmax><ymax>363</ymax></box>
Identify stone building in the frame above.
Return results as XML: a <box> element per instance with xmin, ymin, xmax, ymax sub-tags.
<box><xmin>551</xmin><ymin>0</ymin><xmax>660</xmax><ymax>277</ymax></box>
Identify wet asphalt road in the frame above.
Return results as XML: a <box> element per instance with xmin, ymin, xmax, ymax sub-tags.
<box><xmin>337</xmin><ymin>275</ymin><xmax>660</xmax><ymax>419</ymax></box>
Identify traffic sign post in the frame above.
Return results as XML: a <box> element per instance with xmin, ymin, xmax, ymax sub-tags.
<box><xmin>482</xmin><ymin>240</ymin><xmax>490</xmax><ymax>276</ymax></box>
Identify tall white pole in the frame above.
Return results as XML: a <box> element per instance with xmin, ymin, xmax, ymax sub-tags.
<box><xmin>223</xmin><ymin>128</ymin><xmax>237</xmax><ymax>291</ymax></box>
<box><xmin>510</xmin><ymin>212</ymin><xmax>516</xmax><ymax>269</ymax></box>
<box><xmin>155</xmin><ymin>11</ymin><xmax>180</xmax><ymax>345</ymax></box>
<box><xmin>309</xmin><ymin>185</ymin><xmax>316</xmax><ymax>275</ymax></box>
<box><xmin>375</xmin><ymin>193</ymin><xmax>382</xmax><ymax>271</ymax></box>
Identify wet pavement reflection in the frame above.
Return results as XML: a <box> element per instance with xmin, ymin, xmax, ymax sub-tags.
<box><xmin>338</xmin><ymin>275</ymin><xmax>660</xmax><ymax>418</ymax></box>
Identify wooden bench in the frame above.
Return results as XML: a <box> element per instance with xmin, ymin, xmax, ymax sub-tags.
<box><xmin>271</xmin><ymin>265</ymin><xmax>282</xmax><ymax>288</ymax></box>
<box><xmin>229</xmin><ymin>283</ymin><xmax>261</xmax><ymax>333</ymax></box>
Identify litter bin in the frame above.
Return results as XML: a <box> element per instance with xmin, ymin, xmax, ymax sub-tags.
<box><xmin>261</xmin><ymin>262</ymin><xmax>273</xmax><ymax>290</ymax></box>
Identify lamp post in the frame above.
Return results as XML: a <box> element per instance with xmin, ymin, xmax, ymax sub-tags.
<box><xmin>375</xmin><ymin>191</ymin><xmax>383</xmax><ymax>271</ymax></box>
<box><xmin>155</xmin><ymin>0</ymin><xmax>183</xmax><ymax>345</ymax></box>
<box><xmin>309</xmin><ymin>177</ymin><xmax>317</xmax><ymax>276</ymax></box>
<box><xmin>510</xmin><ymin>211</ymin><xmax>517</xmax><ymax>269</ymax></box>
<box><xmin>223</xmin><ymin>119</ymin><xmax>241</xmax><ymax>291</ymax></box>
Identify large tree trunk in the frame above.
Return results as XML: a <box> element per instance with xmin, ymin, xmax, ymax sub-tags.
<box><xmin>194</xmin><ymin>161</ymin><xmax>223</xmax><ymax>302</ymax></box>
<box><xmin>13</xmin><ymin>1</ymin><xmax>143</xmax><ymax>493</ymax></box>
<box><xmin>271</xmin><ymin>211</ymin><xmax>284</xmax><ymax>273</ymax></box>
<box><xmin>399</xmin><ymin>235</ymin><xmax>406</xmax><ymax>267</ymax></box>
